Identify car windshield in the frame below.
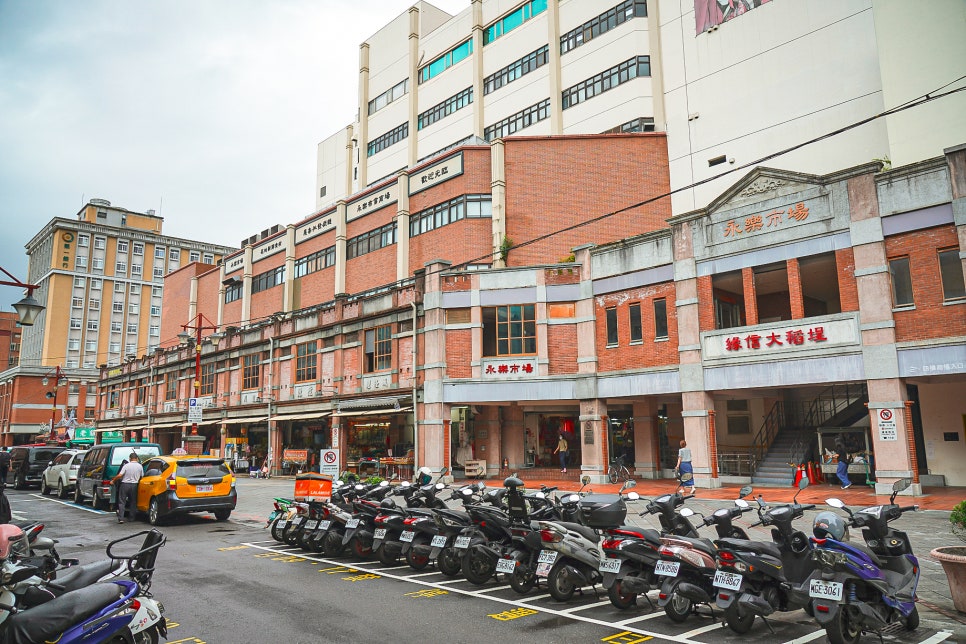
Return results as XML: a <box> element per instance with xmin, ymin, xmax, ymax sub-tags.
<box><xmin>32</xmin><ymin>449</ymin><xmax>63</xmax><ymax>463</ymax></box>
<box><xmin>177</xmin><ymin>461</ymin><xmax>230</xmax><ymax>478</ymax></box>
<box><xmin>109</xmin><ymin>446</ymin><xmax>161</xmax><ymax>466</ymax></box>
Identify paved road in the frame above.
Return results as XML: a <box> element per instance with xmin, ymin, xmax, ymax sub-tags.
<box><xmin>6</xmin><ymin>477</ymin><xmax>965</xmax><ymax>643</ymax></box>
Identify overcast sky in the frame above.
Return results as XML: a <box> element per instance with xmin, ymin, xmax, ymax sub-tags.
<box><xmin>0</xmin><ymin>0</ymin><xmax>469</xmax><ymax>312</ymax></box>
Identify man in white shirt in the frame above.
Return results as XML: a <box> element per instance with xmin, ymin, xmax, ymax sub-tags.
<box><xmin>112</xmin><ymin>452</ymin><xmax>143</xmax><ymax>524</ymax></box>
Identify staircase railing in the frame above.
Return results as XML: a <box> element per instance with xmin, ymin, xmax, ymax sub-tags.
<box><xmin>801</xmin><ymin>383</ymin><xmax>867</xmax><ymax>428</ymax></box>
<box><xmin>751</xmin><ymin>401</ymin><xmax>786</xmax><ymax>466</ymax></box>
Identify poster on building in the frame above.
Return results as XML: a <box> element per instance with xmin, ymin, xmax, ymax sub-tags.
<box><xmin>694</xmin><ymin>0</ymin><xmax>772</xmax><ymax>35</ymax></box>
<box><xmin>877</xmin><ymin>409</ymin><xmax>898</xmax><ymax>441</ymax></box>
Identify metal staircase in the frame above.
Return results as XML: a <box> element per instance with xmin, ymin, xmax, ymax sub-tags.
<box><xmin>750</xmin><ymin>384</ymin><xmax>868</xmax><ymax>486</ymax></box>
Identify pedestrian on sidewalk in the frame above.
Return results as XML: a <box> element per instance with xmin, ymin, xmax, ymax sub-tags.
<box><xmin>111</xmin><ymin>452</ymin><xmax>143</xmax><ymax>523</ymax></box>
<box><xmin>675</xmin><ymin>440</ymin><xmax>695</xmax><ymax>497</ymax></box>
<box><xmin>553</xmin><ymin>433</ymin><xmax>569</xmax><ymax>473</ymax></box>
<box><xmin>0</xmin><ymin>447</ymin><xmax>9</xmax><ymax>485</ymax></box>
<box><xmin>834</xmin><ymin>435</ymin><xmax>852</xmax><ymax>490</ymax></box>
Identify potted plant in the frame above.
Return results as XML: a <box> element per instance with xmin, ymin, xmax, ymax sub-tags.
<box><xmin>931</xmin><ymin>500</ymin><xmax>966</xmax><ymax>613</ymax></box>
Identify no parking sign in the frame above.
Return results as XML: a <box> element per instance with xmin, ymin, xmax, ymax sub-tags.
<box><xmin>320</xmin><ymin>449</ymin><xmax>340</xmax><ymax>477</ymax></box>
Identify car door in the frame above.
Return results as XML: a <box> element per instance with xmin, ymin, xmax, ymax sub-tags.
<box><xmin>48</xmin><ymin>452</ymin><xmax>71</xmax><ymax>486</ymax></box>
<box><xmin>82</xmin><ymin>448</ymin><xmax>107</xmax><ymax>497</ymax></box>
<box><xmin>137</xmin><ymin>459</ymin><xmax>169</xmax><ymax>511</ymax></box>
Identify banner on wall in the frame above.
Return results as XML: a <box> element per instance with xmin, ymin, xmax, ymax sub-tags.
<box><xmin>694</xmin><ymin>0</ymin><xmax>771</xmax><ymax>35</ymax></box>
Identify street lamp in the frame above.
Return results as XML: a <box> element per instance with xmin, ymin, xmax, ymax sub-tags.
<box><xmin>181</xmin><ymin>313</ymin><xmax>220</xmax><ymax>439</ymax></box>
<box><xmin>1</xmin><ymin>265</ymin><xmax>44</xmax><ymax>326</ymax></box>
<box><xmin>42</xmin><ymin>366</ymin><xmax>68</xmax><ymax>438</ymax></box>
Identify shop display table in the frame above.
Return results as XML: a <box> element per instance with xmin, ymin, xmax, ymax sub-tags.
<box><xmin>464</xmin><ymin>459</ymin><xmax>486</xmax><ymax>479</ymax></box>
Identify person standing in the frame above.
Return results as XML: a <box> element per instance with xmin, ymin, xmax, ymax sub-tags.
<box><xmin>675</xmin><ymin>440</ymin><xmax>695</xmax><ymax>497</ymax></box>
<box><xmin>111</xmin><ymin>452</ymin><xmax>143</xmax><ymax>524</ymax></box>
<box><xmin>834</xmin><ymin>435</ymin><xmax>852</xmax><ymax>490</ymax></box>
<box><xmin>553</xmin><ymin>433</ymin><xmax>569</xmax><ymax>473</ymax></box>
<box><xmin>0</xmin><ymin>448</ymin><xmax>10</xmax><ymax>485</ymax></box>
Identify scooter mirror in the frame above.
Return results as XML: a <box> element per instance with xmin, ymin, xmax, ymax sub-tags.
<box><xmin>799</xmin><ymin>477</ymin><xmax>809</xmax><ymax>490</ymax></box>
<box><xmin>581</xmin><ymin>475</ymin><xmax>591</xmax><ymax>485</ymax></box>
<box><xmin>400</xmin><ymin>481</ymin><xmax>411</xmax><ymax>488</ymax></box>
<box><xmin>461</xmin><ymin>488</ymin><xmax>474</xmax><ymax>496</ymax></box>
<box><xmin>734</xmin><ymin>499</ymin><xmax>749</xmax><ymax>509</ymax></box>
<box><xmin>738</xmin><ymin>485</ymin><xmax>753</xmax><ymax>498</ymax></box>
<box><xmin>893</xmin><ymin>478</ymin><xmax>911</xmax><ymax>493</ymax></box>
<box><xmin>567</xmin><ymin>494</ymin><xmax>580</xmax><ymax>503</ymax></box>
<box><xmin>826</xmin><ymin>497</ymin><xmax>845</xmax><ymax>508</ymax></box>
<box><xmin>355</xmin><ymin>484</ymin><xmax>364</xmax><ymax>491</ymax></box>
<box><xmin>621</xmin><ymin>480</ymin><xmax>637</xmax><ymax>490</ymax></box>
<box><xmin>379</xmin><ymin>480</ymin><xmax>390</xmax><ymax>487</ymax></box>
<box><xmin>436</xmin><ymin>483</ymin><xmax>445</xmax><ymax>490</ymax></box>
<box><xmin>626</xmin><ymin>491</ymin><xmax>640</xmax><ymax>501</ymax></box>
<box><xmin>679</xmin><ymin>508</ymin><xmax>695</xmax><ymax>517</ymax></box>
<box><xmin>476</xmin><ymin>481</ymin><xmax>486</xmax><ymax>491</ymax></box>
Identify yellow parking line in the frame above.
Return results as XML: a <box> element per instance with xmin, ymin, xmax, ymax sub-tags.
<box><xmin>601</xmin><ymin>631</ymin><xmax>653</xmax><ymax>643</ymax></box>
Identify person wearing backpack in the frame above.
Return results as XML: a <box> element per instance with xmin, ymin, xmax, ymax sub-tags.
<box><xmin>0</xmin><ymin>448</ymin><xmax>10</xmax><ymax>486</ymax></box>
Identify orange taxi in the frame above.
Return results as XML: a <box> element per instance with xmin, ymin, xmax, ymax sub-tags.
<box><xmin>136</xmin><ymin>455</ymin><xmax>237</xmax><ymax>525</ymax></box>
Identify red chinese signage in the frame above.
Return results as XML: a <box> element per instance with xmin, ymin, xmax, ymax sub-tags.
<box><xmin>724</xmin><ymin>326</ymin><xmax>827</xmax><ymax>352</ymax></box>
<box><xmin>724</xmin><ymin>202</ymin><xmax>810</xmax><ymax>238</ymax></box>
<box><xmin>484</xmin><ymin>362</ymin><xmax>536</xmax><ymax>375</ymax></box>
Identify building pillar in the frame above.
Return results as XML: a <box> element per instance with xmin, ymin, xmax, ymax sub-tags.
<box><xmin>490</xmin><ymin>140</ymin><xmax>507</xmax><ymax>267</ymax></box>
<box><xmin>741</xmin><ymin>266</ymin><xmax>758</xmax><ymax>326</ymax></box>
<box><xmin>357</xmin><ymin>43</ymin><xmax>370</xmax><ymax>188</ymax></box>
<box><xmin>407</xmin><ymin>8</ymin><xmax>420</xmax><ymax>167</ymax></box>
<box><xmin>471</xmin><ymin>0</ymin><xmax>485</xmax><ymax>139</ymax></box>
<box><xmin>681</xmin><ymin>392</ymin><xmax>718</xmax><ymax>489</ymax></box>
<box><xmin>241</xmin><ymin>245</ymin><xmax>254</xmax><ymax>326</ymax></box>
<box><xmin>945</xmin><ymin>144</ymin><xmax>966</xmax><ymax>285</ymax></box>
<box><xmin>632</xmin><ymin>399</ymin><xmax>659</xmax><ymax>478</ymax></box>
<box><xmin>546</xmin><ymin>0</ymin><xmax>563</xmax><ymax>134</ymax></box>
<box><xmin>283</xmin><ymin>225</ymin><xmax>296</xmax><ymax>313</ymax></box>
<box><xmin>417</xmin><ymin>259</ymin><xmax>452</xmax><ymax>476</ymax></box>
<box><xmin>580</xmin><ymin>398</ymin><xmax>607</xmax><ymax>484</ymax></box>
<box><xmin>498</xmin><ymin>404</ymin><xmax>523</xmax><ymax>475</ymax></box>
<box><xmin>334</xmin><ymin>201</ymin><xmax>348</xmax><ymax>296</ymax></box>
<box><xmin>396</xmin><ymin>174</ymin><xmax>411</xmax><ymax>282</ymax></box>
<box><xmin>787</xmin><ymin>258</ymin><xmax>805</xmax><ymax>319</ymax></box>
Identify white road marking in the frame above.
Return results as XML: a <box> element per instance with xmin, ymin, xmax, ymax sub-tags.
<box><xmin>561</xmin><ymin>599</ymin><xmax>612</xmax><ymax>613</ymax></box>
<box><xmin>243</xmin><ymin>542</ymin><xmax>703</xmax><ymax>643</ymax></box>
<box><xmin>471</xmin><ymin>584</ymin><xmax>512</xmax><ymax>593</ymax></box>
<box><xmin>916</xmin><ymin>632</ymin><xmax>952</xmax><ymax>644</ymax></box>
<box><xmin>680</xmin><ymin>622</ymin><xmax>723</xmax><ymax>638</ymax></box>
<box><xmin>367</xmin><ymin>565</ymin><xmax>412</xmax><ymax>572</ymax></box>
<box><xmin>406</xmin><ymin>571</ymin><xmax>447</xmax><ymax>578</ymax></box>
<box><xmin>782</xmin><ymin>630</ymin><xmax>826</xmax><ymax>644</ymax></box>
<box><xmin>29</xmin><ymin>493</ymin><xmax>110</xmax><ymax>514</ymax></box>
<box><xmin>614</xmin><ymin>611</ymin><xmax>668</xmax><ymax>626</ymax></box>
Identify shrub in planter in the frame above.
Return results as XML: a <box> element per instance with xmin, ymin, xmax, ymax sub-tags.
<box><xmin>931</xmin><ymin>500</ymin><xmax>966</xmax><ymax>613</ymax></box>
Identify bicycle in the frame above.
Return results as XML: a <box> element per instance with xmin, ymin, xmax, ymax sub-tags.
<box><xmin>607</xmin><ymin>454</ymin><xmax>632</xmax><ymax>484</ymax></box>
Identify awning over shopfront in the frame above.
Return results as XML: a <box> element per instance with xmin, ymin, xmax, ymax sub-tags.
<box><xmin>332</xmin><ymin>406</ymin><xmax>412</xmax><ymax>418</ymax></box>
<box><xmin>93</xmin><ymin>427</ymin><xmax>130</xmax><ymax>433</ymax></box>
<box><xmin>269</xmin><ymin>412</ymin><xmax>331</xmax><ymax>422</ymax></box>
<box><xmin>220</xmin><ymin>416</ymin><xmax>269</xmax><ymax>424</ymax></box>
<box><xmin>146</xmin><ymin>421</ymin><xmax>183</xmax><ymax>429</ymax></box>
<box><xmin>337</xmin><ymin>395</ymin><xmax>409</xmax><ymax>412</ymax></box>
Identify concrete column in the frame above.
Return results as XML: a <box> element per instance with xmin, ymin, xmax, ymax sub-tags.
<box><xmin>418</xmin><ymin>259</ymin><xmax>453</xmax><ymax>474</ymax></box>
<box><xmin>580</xmin><ymin>399</ymin><xmax>607</xmax><ymax>483</ymax></box>
<box><xmin>944</xmin><ymin>144</ymin><xmax>966</xmax><ymax>286</ymax></box>
<box><xmin>357</xmin><ymin>44</ymin><xmax>370</xmax><ymax>188</ymax></box>
<box><xmin>343</xmin><ymin>125</ymin><xmax>355</xmax><ymax>198</ymax></box>
<box><xmin>741</xmin><ymin>266</ymin><xmax>758</xmax><ymax>326</ymax></box>
<box><xmin>490</xmin><ymin>140</ymin><xmax>507</xmax><ymax>266</ymax></box>
<box><xmin>787</xmin><ymin>258</ymin><xmax>804</xmax><ymax>319</ymax></box>
<box><xmin>633</xmin><ymin>399</ymin><xmax>659</xmax><ymax>478</ymax></box>
<box><xmin>546</xmin><ymin>0</ymin><xmax>563</xmax><ymax>134</ymax></box>
<box><xmin>471</xmin><ymin>0</ymin><xmax>485</xmax><ymax>139</ymax></box>
<box><xmin>216</xmin><ymin>264</ymin><xmax>226</xmax><ymax>327</ymax></box>
<box><xmin>334</xmin><ymin>201</ymin><xmax>348</xmax><ymax>296</ymax></box>
<box><xmin>396</xmin><ymin>174</ymin><xmax>411</xmax><ymax>282</ymax></box>
<box><xmin>241</xmin><ymin>245</ymin><xmax>254</xmax><ymax>325</ymax></box>
<box><xmin>283</xmin><ymin>225</ymin><xmax>296</xmax><ymax>312</ymax></box>
<box><xmin>682</xmin><ymin>392</ymin><xmax>718</xmax><ymax>488</ymax></box>
<box><xmin>500</xmin><ymin>404</ymin><xmax>524</xmax><ymax>473</ymax></box>
<box><xmin>407</xmin><ymin>8</ymin><xmax>420</xmax><ymax>167</ymax></box>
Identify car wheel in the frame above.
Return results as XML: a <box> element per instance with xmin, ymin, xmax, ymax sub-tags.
<box><xmin>57</xmin><ymin>480</ymin><xmax>68</xmax><ymax>499</ymax></box>
<box><xmin>92</xmin><ymin>492</ymin><xmax>108</xmax><ymax>511</ymax></box>
<box><xmin>14</xmin><ymin>473</ymin><xmax>26</xmax><ymax>490</ymax></box>
<box><xmin>148</xmin><ymin>498</ymin><xmax>163</xmax><ymax>526</ymax></box>
<box><xmin>40</xmin><ymin>478</ymin><xmax>51</xmax><ymax>495</ymax></box>
<box><xmin>214</xmin><ymin>509</ymin><xmax>231</xmax><ymax>521</ymax></box>
<box><xmin>74</xmin><ymin>484</ymin><xmax>84</xmax><ymax>504</ymax></box>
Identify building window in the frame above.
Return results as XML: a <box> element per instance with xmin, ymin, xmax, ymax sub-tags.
<box><xmin>75</xmin><ymin>256</ymin><xmax>88</xmax><ymax>269</ymax></box>
<box><xmin>155</xmin><ymin>247</ymin><xmax>166</xmax><ymax>259</ymax></box>
<box><xmin>889</xmin><ymin>256</ymin><xmax>914</xmax><ymax>308</ymax></box>
<box><xmin>602</xmin><ymin>116</ymin><xmax>656</xmax><ymax>134</ymax></box>
<box><xmin>88</xmin><ymin>298</ymin><xmax>100</xmax><ymax>310</ymax></box>
<box><xmin>364</xmin><ymin>325</ymin><xmax>392</xmax><ymax>372</ymax></box>
<box><xmin>90</xmin><ymin>278</ymin><xmax>101</xmax><ymax>290</ymax></box>
<box><xmin>562</xmin><ymin>56</ymin><xmax>651</xmax><ymax>110</ymax></box>
<box><xmin>367</xmin><ymin>122</ymin><xmax>409</xmax><ymax>157</ymax></box>
<box><xmin>938</xmin><ymin>248</ymin><xmax>966</xmax><ymax>301</ymax></box>
<box><xmin>70</xmin><ymin>318</ymin><xmax>82</xmax><ymax>329</ymax></box>
<box><xmin>127</xmin><ymin>323</ymin><xmax>138</xmax><ymax>334</ymax></box>
<box><xmin>251</xmin><ymin>266</ymin><xmax>285</xmax><ymax>294</ymax></box>
<box><xmin>92</xmin><ymin>257</ymin><xmax>104</xmax><ymax>270</ymax></box>
<box><xmin>78</xmin><ymin>234</ymin><xmax>89</xmax><ymax>247</ymax></box>
<box><xmin>224</xmin><ymin>281</ymin><xmax>242</xmax><ymax>304</ymax></box>
<box><xmin>346</xmin><ymin>223</ymin><xmax>397</xmax><ymax>260</ymax></box>
<box><xmin>295</xmin><ymin>341</ymin><xmax>317</xmax><ymax>382</ymax></box>
<box><xmin>418</xmin><ymin>87</ymin><xmax>473</xmax><ymax>130</ymax></box>
<box><xmin>483</xmin><ymin>0</ymin><xmax>547</xmax><ymax>45</ymax></box>
<box><xmin>109</xmin><ymin>342</ymin><xmax>120</xmax><ymax>353</ymax></box>
<box><xmin>73</xmin><ymin>277</ymin><xmax>85</xmax><ymax>288</ymax></box>
<box><xmin>200</xmin><ymin>363</ymin><xmax>215</xmax><ymax>396</ymax></box>
<box><xmin>128</xmin><ymin>304</ymin><xmax>138</xmax><ymax>315</ymax></box>
<box><xmin>149</xmin><ymin>325</ymin><xmax>159</xmax><ymax>336</ymax></box>
<box><xmin>294</xmin><ymin>246</ymin><xmax>336</xmax><ymax>278</ymax></box>
<box><xmin>94</xmin><ymin>237</ymin><xmax>106</xmax><ymax>250</ymax></box>
<box><xmin>68</xmin><ymin>338</ymin><xmax>80</xmax><ymax>350</ymax></box>
<box><xmin>153</xmin><ymin>267</ymin><xmax>164</xmax><ymax>279</ymax></box>
<box><xmin>85</xmin><ymin>340</ymin><xmax>97</xmax><ymax>351</ymax></box>
<box><xmin>115</xmin><ymin>262</ymin><xmax>127</xmax><ymax>274</ymax></box>
<box><xmin>484</xmin><ymin>45</ymin><xmax>549</xmax><ymax>95</ymax></box>
<box><xmin>150</xmin><ymin>305</ymin><xmax>161</xmax><ymax>316</ymax></box>
<box><xmin>125</xmin><ymin>343</ymin><xmax>136</xmax><ymax>355</ymax></box>
<box><xmin>654</xmin><ymin>298</ymin><xmax>668</xmax><ymax>339</ymax></box>
<box><xmin>165</xmin><ymin>372</ymin><xmax>177</xmax><ymax>400</ymax></box>
<box><xmin>606</xmin><ymin>307</ymin><xmax>618</xmax><ymax>346</ymax></box>
<box><xmin>111</xmin><ymin>321</ymin><xmax>122</xmax><ymax>332</ymax></box>
<box><xmin>203</xmin><ymin>253</ymin><xmax>214</xmax><ymax>264</ymax></box>
<box><xmin>136</xmin><ymin>379</ymin><xmax>146</xmax><ymax>405</ymax></box>
<box><xmin>482</xmin><ymin>304</ymin><xmax>536</xmax><ymax>356</ymax></box>
<box><xmin>72</xmin><ymin>296</ymin><xmax>83</xmax><ymax>308</ymax></box>
<box><xmin>169</xmin><ymin>248</ymin><xmax>180</xmax><ymax>260</ymax></box>
<box><xmin>560</xmin><ymin>0</ymin><xmax>647</xmax><ymax>54</ymax></box>
<box><xmin>112</xmin><ymin>301</ymin><xmax>123</xmax><ymax>313</ymax></box>
<box><xmin>131</xmin><ymin>264</ymin><xmax>142</xmax><ymax>276</ymax></box>
<box><xmin>117</xmin><ymin>240</ymin><xmax>129</xmax><ymax>253</ymax></box>
<box><xmin>713</xmin><ymin>270</ymin><xmax>745</xmax><ymax>329</ymax></box>
<box><xmin>418</xmin><ymin>39</ymin><xmax>473</xmax><ymax>83</ymax></box>
<box><xmin>152</xmin><ymin>286</ymin><xmax>162</xmax><ymax>297</ymax></box>
<box><xmin>132</xmin><ymin>242</ymin><xmax>144</xmax><ymax>256</ymax></box>
<box><xmin>114</xmin><ymin>282</ymin><xmax>125</xmax><ymax>293</ymax></box>
<box><xmin>189</xmin><ymin>250</ymin><xmax>201</xmax><ymax>262</ymax></box>
<box><xmin>243</xmin><ymin>354</ymin><xmax>261</xmax><ymax>390</ymax></box>
<box><xmin>629</xmin><ymin>303</ymin><xmax>642</xmax><ymax>343</ymax></box>
<box><xmin>410</xmin><ymin>195</ymin><xmax>491</xmax><ymax>237</ymax></box>
<box><xmin>87</xmin><ymin>320</ymin><xmax>98</xmax><ymax>331</ymax></box>
<box><xmin>368</xmin><ymin>77</ymin><xmax>408</xmax><ymax>115</ymax></box>
<box><xmin>484</xmin><ymin>99</ymin><xmax>550</xmax><ymax>141</ymax></box>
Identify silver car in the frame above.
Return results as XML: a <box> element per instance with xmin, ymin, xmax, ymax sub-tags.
<box><xmin>40</xmin><ymin>449</ymin><xmax>87</xmax><ymax>499</ymax></box>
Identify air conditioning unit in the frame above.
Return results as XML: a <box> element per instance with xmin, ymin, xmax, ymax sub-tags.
<box><xmin>134</xmin><ymin>406</ymin><xmax>145</xmax><ymax>416</ymax></box>
<box><xmin>240</xmin><ymin>391</ymin><xmax>259</xmax><ymax>404</ymax></box>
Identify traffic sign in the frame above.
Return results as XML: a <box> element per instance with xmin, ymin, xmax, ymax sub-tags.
<box><xmin>188</xmin><ymin>397</ymin><xmax>203</xmax><ymax>422</ymax></box>
<box><xmin>320</xmin><ymin>449</ymin><xmax>340</xmax><ymax>477</ymax></box>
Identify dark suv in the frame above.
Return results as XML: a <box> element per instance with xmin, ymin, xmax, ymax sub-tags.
<box><xmin>8</xmin><ymin>445</ymin><xmax>67</xmax><ymax>489</ymax></box>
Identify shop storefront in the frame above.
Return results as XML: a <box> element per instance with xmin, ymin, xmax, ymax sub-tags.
<box><xmin>335</xmin><ymin>406</ymin><xmax>414</xmax><ymax>479</ymax></box>
<box><xmin>450</xmin><ymin>406</ymin><xmax>476</xmax><ymax>469</ymax></box>
<box><xmin>607</xmin><ymin>413</ymin><xmax>635</xmax><ymax>466</ymax></box>
<box><xmin>276</xmin><ymin>414</ymin><xmax>331</xmax><ymax>474</ymax></box>
<box><xmin>524</xmin><ymin>412</ymin><xmax>580</xmax><ymax>469</ymax></box>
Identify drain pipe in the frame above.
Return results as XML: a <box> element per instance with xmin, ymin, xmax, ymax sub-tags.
<box><xmin>267</xmin><ymin>335</ymin><xmax>276</xmax><ymax>476</ymax></box>
<box><xmin>411</xmin><ymin>301</ymin><xmax>418</xmax><ymax>479</ymax></box>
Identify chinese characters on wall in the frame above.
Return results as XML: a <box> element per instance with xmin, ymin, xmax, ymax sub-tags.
<box><xmin>482</xmin><ymin>361</ymin><xmax>537</xmax><ymax>377</ymax></box>
<box><xmin>723</xmin><ymin>202</ymin><xmax>810</xmax><ymax>238</ymax></box>
<box><xmin>725</xmin><ymin>326</ymin><xmax>827</xmax><ymax>352</ymax></box>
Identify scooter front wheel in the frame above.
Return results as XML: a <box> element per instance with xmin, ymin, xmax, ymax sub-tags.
<box><xmin>547</xmin><ymin>562</ymin><xmax>576</xmax><ymax>602</ymax></box>
<box><xmin>607</xmin><ymin>579</ymin><xmax>637</xmax><ymax>609</ymax></box>
<box><xmin>436</xmin><ymin>547</ymin><xmax>462</xmax><ymax>577</ymax></box>
<box><xmin>723</xmin><ymin>605</ymin><xmax>755</xmax><ymax>634</ymax></box>
<box><xmin>462</xmin><ymin>548</ymin><xmax>494</xmax><ymax>585</ymax></box>
<box><xmin>323</xmin><ymin>531</ymin><xmax>346</xmax><ymax>556</ymax></box>
<box><xmin>904</xmin><ymin>606</ymin><xmax>919</xmax><ymax>631</ymax></box>
<box><xmin>270</xmin><ymin>519</ymin><xmax>285</xmax><ymax>542</ymax></box>
<box><xmin>664</xmin><ymin>590</ymin><xmax>692</xmax><ymax>622</ymax></box>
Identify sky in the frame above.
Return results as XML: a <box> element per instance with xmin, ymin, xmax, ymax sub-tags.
<box><xmin>0</xmin><ymin>0</ymin><xmax>469</xmax><ymax>312</ymax></box>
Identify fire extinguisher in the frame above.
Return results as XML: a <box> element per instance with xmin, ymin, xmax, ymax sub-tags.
<box><xmin>502</xmin><ymin>457</ymin><xmax>509</xmax><ymax>472</ymax></box>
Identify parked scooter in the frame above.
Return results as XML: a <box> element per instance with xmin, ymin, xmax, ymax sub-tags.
<box><xmin>714</xmin><ymin>479</ymin><xmax>817</xmax><ymax>634</ymax></box>
<box><xmin>806</xmin><ymin>478</ymin><xmax>921</xmax><ymax>644</ymax></box>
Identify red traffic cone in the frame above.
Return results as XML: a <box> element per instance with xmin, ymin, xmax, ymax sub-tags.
<box><xmin>793</xmin><ymin>463</ymin><xmax>803</xmax><ymax>486</ymax></box>
<box><xmin>806</xmin><ymin>461</ymin><xmax>816</xmax><ymax>485</ymax></box>
<box><xmin>815</xmin><ymin>461</ymin><xmax>824</xmax><ymax>483</ymax></box>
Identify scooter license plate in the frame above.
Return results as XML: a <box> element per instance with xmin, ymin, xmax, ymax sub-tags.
<box><xmin>654</xmin><ymin>561</ymin><xmax>680</xmax><ymax>577</ymax></box>
<box><xmin>599</xmin><ymin>558</ymin><xmax>622</xmax><ymax>574</ymax></box>
<box><xmin>346</xmin><ymin>518</ymin><xmax>360</xmax><ymax>529</ymax></box>
<box><xmin>293</xmin><ymin>517</ymin><xmax>305</xmax><ymax>526</ymax></box>
<box><xmin>373</xmin><ymin>528</ymin><xmax>387</xmax><ymax>540</ymax></box>
<box><xmin>536</xmin><ymin>562</ymin><xmax>553</xmax><ymax>578</ymax></box>
<box><xmin>276</xmin><ymin>520</ymin><xmax>288</xmax><ymax>529</ymax></box>
<box><xmin>537</xmin><ymin>550</ymin><xmax>558</xmax><ymax>564</ymax></box>
<box><xmin>400</xmin><ymin>531</ymin><xmax>415</xmax><ymax>543</ymax></box>
<box><xmin>454</xmin><ymin>536</ymin><xmax>471</xmax><ymax>549</ymax></box>
<box><xmin>306</xmin><ymin>520</ymin><xmax>318</xmax><ymax>530</ymax></box>
<box><xmin>809</xmin><ymin>579</ymin><xmax>843</xmax><ymax>601</ymax></box>
<box><xmin>431</xmin><ymin>535</ymin><xmax>447</xmax><ymax>548</ymax></box>
<box><xmin>495</xmin><ymin>558</ymin><xmax>517</xmax><ymax>574</ymax></box>
<box><xmin>319</xmin><ymin>520</ymin><xmax>331</xmax><ymax>530</ymax></box>
<box><xmin>713</xmin><ymin>570</ymin><xmax>742</xmax><ymax>591</ymax></box>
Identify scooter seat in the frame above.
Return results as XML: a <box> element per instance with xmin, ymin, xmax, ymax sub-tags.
<box><xmin>436</xmin><ymin>509</ymin><xmax>470</xmax><ymax>523</ymax></box>
<box><xmin>613</xmin><ymin>526</ymin><xmax>663</xmax><ymax>547</ymax></box>
<box><xmin>54</xmin><ymin>558</ymin><xmax>123</xmax><ymax>592</ymax></box>
<box><xmin>670</xmin><ymin>535</ymin><xmax>716</xmax><ymax>556</ymax></box>
<box><xmin>716</xmin><ymin>538</ymin><xmax>782</xmax><ymax>560</ymax></box>
<box><xmin>844</xmin><ymin>541</ymin><xmax>883</xmax><ymax>567</ymax></box>
<box><xmin>3</xmin><ymin>582</ymin><xmax>125</xmax><ymax>644</ymax></box>
<box><xmin>556</xmin><ymin>521</ymin><xmax>599</xmax><ymax>543</ymax></box>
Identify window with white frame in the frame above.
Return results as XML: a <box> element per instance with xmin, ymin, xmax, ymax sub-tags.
<box><xmin>111</xmin><ymin>321</ymin><xmax>122</xmax><ymax>332</ymax></box>
<box><xmin>131</xmin><ymin>264</ymin><xmax>142</xmax><ymax>277</ymax></box>
<box><xmin>94</xmin><ymin>237</ymin><xmax>106</xmax><ymax>250</ymax></box>
<box><xmin>68</xmin><ymin>339</ymin><xmax>80</xmax><ymax>350</ymax></box>
<box><xmin>113</xmin><ymin>302</ymin><xmax>123</xmax><ymax>313</ymax></box>
<box><xmin>152</xmin><ymin>286</ymin><xmax>162</xmax><ymax>297</ymax></box>
<box><xmin>132</xmin><ymin>242</ymin><xmax>144</xmax><ymax>256</ymax></box>
<box><xmin>203</xmin><ymin>253</ymin><xmax>214</xmax><ymax>264</ymax></box>
<box><xmin>88</xmin><ymin>298</ymin><xmax>99</xmax><ymax>310</ymax></box>
<box><xmin>92</xmin><ymin>257</ymin><xmax>104</xmax><ymax>270</ymax></box>
<box><xmin>189</xmin><ymin>250</ymin><xmax>201</xmax><ymax>262</ymax></box>
<box><xmin>153</xmin><ymin>267</ymin><xmax>163</xmax><ymax>279</ymax></box>
<box><xmin>127</xmin><ymin>323</ymin><xmax>137</xmax><ymax>334</ymax></box>
<box><xmin>71</xmin><ymin>297</ymin><xmax>83</xmax><ymax>308</ymax></box>
<box><xmin>149</xmin><ymin>325</ymin><xmax>160</xmax><ymax>336</ymax></box>
<box><xmin>129</xmin><ymin>283</ymin><xmax>139</xmax><ymax>295</ymax></box>
<box><xmin>169</xmin><ymin>248</ymin><xmax>179</xmax><ymax>260</ymax></box>
<box><xmin>115</xmin><ymin>262</ymin><xmax>127</xmax><ymax>274</ymax></box>
<box><xmin>87</xmin><ymin>320</ymin><xmax>98</xmax><ymax>331</ymax></box>
<box><xmin>117</xmin><ymin>240</ymin><xmax>129</xmax><ymax>253</ymax></box>
<box><xmin>78</xmin><ymin>234</ymin><xmax>89</xmax><ymax>247</ymax></box>
<box><xmin>70</xmin><ymin>318</ymin><xmax>82</xmax><ymax>329</ymax></box>
<box><xmin>66</xmin><ymin>360</ymin><xmax>78</xmax><ymax>368</ymax></box>
<box><xmin>114</xmin><ymin>282</ymin><xmax>125</xmax><ymax>293</ymax></box>
<box><xmin>83</xmin><ymin>360</ymin><xmax>96</xmax><ymax>368</ymax></box>
<box><xmin>126</xmin><ymin>343</ymin><xmax>136</xmax><ymax>355</ymax></box>
<box><xmin>155</xmin><ymin>247</ymin><xmax>166</xmax><ymax>258</ymax></box>
<box><xmin>85</xmin><ymin>340</ymin><xmax>97</xmax><ymax>351</ymax></box>
<box><xmin>73</xmin><ymin>277</ymin><xmax>85</xmax><ymax>288</ymax></box>
<box><xmin>109</xmin><ymin>342</ymin><xmax>120</xmax><ymax>353</ymax></box>
<box><xmin>150</xmin><ymin>305</ymin><xmax>161</xmax><ymax>316</ymax></box>
<box><xmin>75</xmin><ymin>256</ymin><xmax>88</xmax><ymax>269</ymax></box>
<box><xmin>90</xmin><ymin>278</ymin><xmax>101</xmax><ymax>290</ymax></box>
<box><xmin>128</xmin><ymin>304</ymin><xmax>138</xmax><ymax>315</ymax></box>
